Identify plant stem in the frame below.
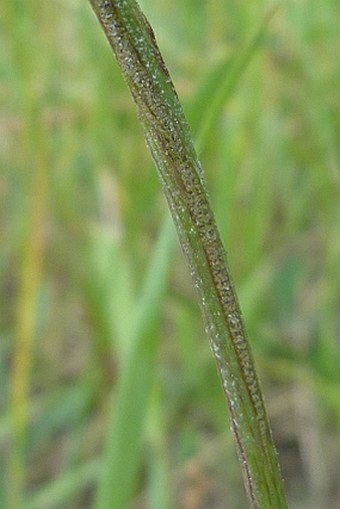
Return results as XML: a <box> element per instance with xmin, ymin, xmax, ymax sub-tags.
<box><xmin>88</xmin><ymin>1</ymin><xmax>289</xmax><ymax>507</ymax></box>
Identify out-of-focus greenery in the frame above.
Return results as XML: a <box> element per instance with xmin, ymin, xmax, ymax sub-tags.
<box><xmin>1</xmin><ymin>1</ymin><xmax>339</xmax><ymax>508</ymax></box>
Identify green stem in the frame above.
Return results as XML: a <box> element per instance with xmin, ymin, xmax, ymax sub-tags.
<box><xmin>88</xmin><ymin>1</ymin><xmax>289</xmax><ymax>507</ymax></box>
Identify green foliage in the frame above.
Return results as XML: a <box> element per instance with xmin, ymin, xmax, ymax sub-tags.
<box><xmin>1</xmin><ymin>1</ymin><xmax>340</xmax><ymax>508</ymax></box>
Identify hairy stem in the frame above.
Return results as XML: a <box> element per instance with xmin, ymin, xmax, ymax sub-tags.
<box><xmin>88</xmin><ymin>1</ymin><xmax>289</xmax><ymax>507</ymax></box>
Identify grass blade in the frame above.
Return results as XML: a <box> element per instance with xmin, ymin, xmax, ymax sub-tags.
<box><xmin>94</xmin><ymin>216</ymin><xmax>175</xmax><ymax>509</ymax></box>
<box><xmin>89</xmin><ymin>1</ymin><xmax>288</xmax><ymax>507</ymax></box>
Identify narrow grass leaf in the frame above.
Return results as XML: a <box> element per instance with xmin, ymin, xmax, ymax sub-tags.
<box><xmin>89</xmin><ymin>2</ymin><xmax>288</xmax><ymax>508</ymax></box>
<box><xmin>94</xmin><ymin>216</ymin><xmax>175</xmax><ymax>509</ymax></box>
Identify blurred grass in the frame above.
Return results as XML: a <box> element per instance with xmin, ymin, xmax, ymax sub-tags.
<box><xmin>1</xmin><ymin>0</ymin><xmax>340</xmax><ymax>508</ymax></box>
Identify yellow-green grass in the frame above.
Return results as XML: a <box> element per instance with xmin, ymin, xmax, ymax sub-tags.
<box><xmin>1</xmin><ymin>1</ymin><xmax>340</xmax><ymax>508</ymax></box>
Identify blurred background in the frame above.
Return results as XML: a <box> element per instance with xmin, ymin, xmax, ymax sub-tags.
<box><xmin>1</xmin><ymin>0</ymin><xmax>340</xmax><ymax>508</ymax></box>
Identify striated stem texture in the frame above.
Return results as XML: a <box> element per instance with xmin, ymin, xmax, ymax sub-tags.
<box><xmin>88</xmin><ymin>1</ymin><xmax>289</xmax><ymax>507</ymax></box>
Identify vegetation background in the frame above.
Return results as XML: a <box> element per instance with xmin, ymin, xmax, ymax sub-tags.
<box><xmin>1</xmin><ymin>0</ymin><xmax>340</xmax><ymax>508</ymax></box>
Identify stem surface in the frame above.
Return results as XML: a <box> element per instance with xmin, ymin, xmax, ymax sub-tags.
<box><xmin>88</xmin><ymin>1</ymin><xmax>289</xmax><ymax>507</ymax></box>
